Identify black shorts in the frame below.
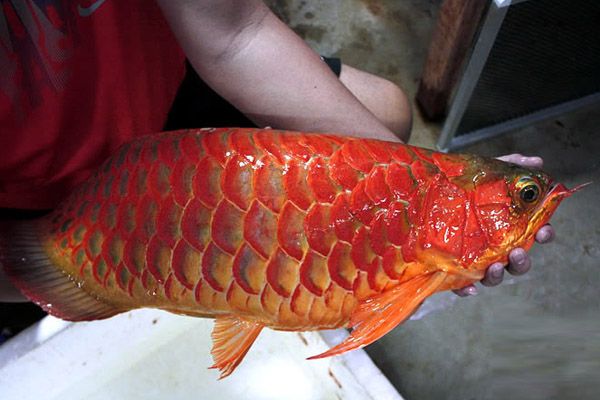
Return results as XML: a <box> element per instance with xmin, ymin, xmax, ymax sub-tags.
<box><xmin>164</xmin><ymin>57</ymin><xmax>342</xmax><ymax>130</ymax></box>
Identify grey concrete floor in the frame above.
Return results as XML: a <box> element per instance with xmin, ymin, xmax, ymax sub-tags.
<box><xmin>269</xmin><ymin>1</ymin><xmax>600</xmax><ymax>399</ymax></box>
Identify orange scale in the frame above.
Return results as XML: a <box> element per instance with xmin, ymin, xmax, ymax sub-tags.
<box><xmin>92</xmin><ymin>256</ymin><xmax>110</xmax><ymax>286</ymax></box>
<box><xmin>180</xmin><ymin>198</ymin><xmax>211</xmax><ymax>252</ymax></box>
<box><xmin>145</xmin><ymin>235</ymin><xmax>172</xmax><ymax>284</ymax></box>
<box><xmin>122</xmin><ymin>233</ymin><xmax>146</xmax><ymax>277</ymax></box>
<box><xmin>116</xmin><ymin>201</ymin><xmax>137</xmax><ymax>235</ymax></box>
<box><xmin>222</xmin><ymin>154</ymin><xmax>254</xmax><ymax>211</ymax></box>
<box><xmin>279</xmin><ymin>133</ymin><xmax>312</xmax><ymax>162</ymax></box>
<box><xmin>156</xmin><ymin>197</ymin><xmax>183</xmax><ymax>248</ymax></box>
<box><xmin>422</xmin><ymin>179</ymin><xmax>467</xmax><ymax>257</ymax></box>
<box><xmin>277</xmin><ymin>202</ymin><xmax>307</xmax><ymax>261</ymax></box>
<box><xmin>192</xmin><ymin>157</ymin><xmax>223</xmax><ymax>208</ymax></box>
<box><xmin>98</xmin><ymin>202</ymin><xmax>118</xmax><ymax>231</ymax></box>
<box><xmin>260</xmin><ymin>283</ymin><xmax>283</xmax><ymax>316</ymax></box>
<box><xmin>304</xmin><ymin>203</ymin><xmax>336</xmax><ymax>257</ymax></box>
<box><xmin>341</xmin><ymin>140</ymin><xmax>375</xmax><ymax>173</ymax></box>
<box><xmin>410</xmin><ymin>159</ymin><xmax>439</xmax><ymax>184</ymax></box>
<box><xmin>140</xmin><ymin>141</ymin><xmax>159</xmax><ymax>165</ymax></box>
<box><xmin>102</xmin><ymin>233</ymin><xmax>125</xmax><ymax>271</ymax></box>
<box><xmin>283</xmin><ymin>163</ymin><xmax>313</xmax><ymax>211</ymax></box>
<box><xmin>147</xmin><ymin>163</ymin><xmax>172</xmax><ymax>199</ymax></box>
<box><xmin>350</xmin><ymin>226</ymin><xmax>377</xmax><ymax>272</ymax></box>
<box><xmin>306</xmin><ymin>157</ymin><xmax>338</xmax><ymax>203</ymax></box>
<box><xmin>365</xmin><ymin>167</ymin><xmax>391</xmax><ymax>205</ymax></box>
<box><xmin>391</xmin><ymin>146</ymin><xmax>415</xmax><ymax>164</ymax></box>
<box><xmin>330</xmin><ymin>194</ymin><xmax>355</xmax><ymax>243</ymax></box>
<box><xmin>386</xmin><ymin>163</ymin><xmax>415</xmax><ymax>200</ymax></box>
<box><xmin>411</xmin><ymin>146</ymin><xmax>435</xmax><ymax>163</ymax></box>
<box><xmin>115</xmin><ymin>262</ymin><xmax>131</xmax><ymax>293</ymax></box>
<box><xmin>201</xmin><ymin>128</ymin><xmax>231</xmax><ymax>166</ymax></box>
<box><xmin>253</xmin><ymin>130</ymin><xmax>286</xmax><ymax>164</ymax></box>
<box><xmin>201</xmin><ymin>242</ymin><xmax>233</xmax><ymax>292</ymax></box>
<box><xmin>327</xmin><ymin>242</ymin><xmax>357</xmax><ymax>291</ymax></box>
<box><xmin>382</xmin><ymin>246</ymin><xmax>406</xmax><ymax>280</ymax></box>
<box><xmin>290</xmin><ymin>285</ymin><xmax>312</xmax><ymax>317</ymax></box>
<box><xmin>127</xmin><ymin>167</ymin><xmax>147</xmax><ymax>197</ymax></box>
<box><xmin>179</xmin><ymin>132</ymin><xmax>205</xmax><ymax>161</ymax></box>
<box><xmin>83</xmin><ymin>229</ymin><xmax>104</xmax><ymax>261</ymax></box>
<box><xmin>157</xmin><ymin>136</ymin><xmax>181</xmax><ymax>165</ymax></box>
<box><xmin>243</xmin><ymin>200</ymin><xmax>277</xmax><ymax>260</ymax></box>
<box><xmin>323</xmin><ymin>283</ymin><xmax>346</xmax><ymax>312</ymax></box>
<box><xmin>299</xmin><ymin>134</ymin><xmax>337</xmax><ymax>157</ymax></box>
<box><xmin>232</xmin><ymin>244</ymin><xmax>267</xmax><ymax>295</ymax></box>
<box><xmin>329</xmin><ymin>150</ymin><xmax>360</xmax><ymax>190</ymax></box>
<box><xmin>211</xmin><ymin>199</ymin><xmax>244</xmax><ymax>256</ymax></box>
<box><xmin>254</xmin><ymin>158</ymin><xmax>285</xmax><ymax>213</ymax></box>
<box><xmin>170</xmin><ymin>160</ymin><xmax>195</xmax><ymax>208</ymax></box>
<box><xmin>349</xmin><ymin>180</ymin><xmax>375</xmax><ymax>226</ymax></box>
<box><xmin>432</xmin><ymin>152</ymin><xmax>466</xmax><ymax>178</ymax></box>
<box><xmin>366</xmin><ymin>258</ymin><xmax>389</xmax><ymax>292</ymax></box>
<box><xmin>266</xmin><ymin>248</ymin><xmax>299</xmax><ymax>298</ymax></box>
<box><xmin>226</xmin><ymin>281</ymin><xmax>251</xmax><ymax>312</ymax></box>
<box><xmin>299</xmin><ymin>251</ymin><xmax>330</xmax><ymax>297</ymax></box>
<box><xmin>361</xmin><ymin>140</ymin><xmax>393</xmax><ymax>163</ymax></box>
<box><xmin>172</xmin><ymin>239</ymin><xmax>202</xmax><ymax>290</ymax></box>
<box><xmin>141</xmin><ymin>269</ymin><xmax>159</xmax><ymax>292</ymax></box>
<box><xmin>369</xmin><ymin>211</ymin><xmax>389</xmax><ymax>256</ymax></box>
<box><xmin>229</xmin><ymin>129</ymin><xmax>261</xmax><ymax>159</ymax></box>
<box><xmin>135</xmin><ymin>196</ymin><xmax>158</xmax><ymax>239</ymax></box>
<box><xmin>386</xmin><ymin>201</ymin><xmax>411</xmax><ymax>247</ymax></box>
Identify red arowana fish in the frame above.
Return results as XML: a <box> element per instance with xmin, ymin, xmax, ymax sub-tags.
<box><xmin>0</xmin><ymin>128</ymin><xmax>584</xmax><ymax>378</ymax></box>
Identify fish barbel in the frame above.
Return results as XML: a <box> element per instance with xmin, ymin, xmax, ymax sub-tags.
<box><xmin>0</xmin><ymin>128</ymin><xmax>581</xmax><ymax>378</ymax></box>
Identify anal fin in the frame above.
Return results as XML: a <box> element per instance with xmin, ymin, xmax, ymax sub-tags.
<box><xmin>210</xmin><ymin>315</ymin><xmax>264</xmax><ymax>379</ymax></box>
<box><xmin>308</xmin><ymin>272</ymin><xmax>446</xmax><ymax>360</ymax></box>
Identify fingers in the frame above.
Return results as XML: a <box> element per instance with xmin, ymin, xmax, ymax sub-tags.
<box><xmin>535</xmin><ymin>224</ymin><xmax>555</xmax><ymax>243</ymax></box>
<box><xmin>506</xmin><ymin>248</ymin><xmax>532</xmax><ymax>276</ymax></box>
<box><xmin>481</xmin><ymin>262</ymin><xmax>505</xmax><ymax>287</ymax></box>
<box><xmin>452</xmin><ymin>285</ymin><xmax>478</xmax><ymax>297</ymax></box>
<box><xmin>496</xmin><ymin>153</ymin><xmax>544</xmax><ymax>169</ymax></box>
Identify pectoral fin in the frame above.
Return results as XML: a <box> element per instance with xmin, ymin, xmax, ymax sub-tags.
<box><xmin>308</xmin><ymin>272</ymin><xmax>446</xmax><ymax>360</ymax></box>
<box><xmin>210</xmin><ymin>315</ymin><xmax>264</xmax><ymax>379</ymax></box>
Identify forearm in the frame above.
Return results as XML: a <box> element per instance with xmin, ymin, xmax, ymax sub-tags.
<box><xmin>156</xmin><ymin>0</ymin><xmax>400</xmax><ymax>142</ymax></box>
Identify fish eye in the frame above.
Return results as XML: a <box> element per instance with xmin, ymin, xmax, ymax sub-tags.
<box><xmin>519</xmin><ymin>184</ymin><xmax>540</xmax><ymax>203</ymax></box>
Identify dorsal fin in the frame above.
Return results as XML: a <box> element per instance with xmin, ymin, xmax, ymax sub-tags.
<box><xmin>210</xmin><ymin>315</ymin><xmax>264</xmax><ymax>379</ymax></box>
<box><xmin>308</xmin><ymin>271</ymin><xmax>446</xmax><ymax>360</ymax></box>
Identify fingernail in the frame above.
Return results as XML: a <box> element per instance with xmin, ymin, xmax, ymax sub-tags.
<box><xmin>538</xmin><ymin>231</ymin><xmax>550</xmax><ymax>243</ymax></box>
<box><xmin>511</xmin><ymin>249</ymin><xmax>526</xmax><ymax>265</ymax></box>
<box><xmin>492</xmin><ymin>264</ymin><xmax>504</xmax><ymax>278</ymax></box>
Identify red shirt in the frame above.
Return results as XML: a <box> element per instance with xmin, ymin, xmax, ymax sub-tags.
<box><xmin>0</xmin><ymin>0</ymin><xmax>185</xmax><ymax>209</ymax></box>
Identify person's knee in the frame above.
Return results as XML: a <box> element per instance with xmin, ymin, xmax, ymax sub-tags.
<box><xmin>380</xmin><ymin>78</ymin><xmax>412</xmax><ymax>142</ymax></box>
<box><xmin>339</xmin><ymin>64</ymin><xmax>412</xmax><ymax>142</ymax></box>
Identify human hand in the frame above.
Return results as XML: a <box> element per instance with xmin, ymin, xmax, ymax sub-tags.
<box><xmin>453</xmin><ymin>154</ymin><xmax>556</xmax><ymax>297</ymax></box>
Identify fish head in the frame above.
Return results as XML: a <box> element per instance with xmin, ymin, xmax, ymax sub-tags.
<box><xmin>463</xmin><ymin>156</ymin><xmax>588</xmax><ymax>266</ymax></box>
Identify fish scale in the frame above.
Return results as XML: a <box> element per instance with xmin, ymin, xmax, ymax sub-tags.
<box><xmin>2</xmin><ymin>127</ymin><xmax>577</xmax><ymax>378</ymax></box>
<box><xmin>42</xmin><ymin>128</ymin><xmax>430</xmax><ymax>329</ymax></box>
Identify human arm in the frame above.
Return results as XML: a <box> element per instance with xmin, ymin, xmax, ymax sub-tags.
<box><xmin>154</xmin><ymin>0</ymin><xmax>403</xmax><ymax>141</ymax></box>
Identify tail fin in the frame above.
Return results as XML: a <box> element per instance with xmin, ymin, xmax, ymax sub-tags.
<box><xmin>0</xmin><ymin>219</ymin><xmax>121</xmax><ymax>321</ymax></box>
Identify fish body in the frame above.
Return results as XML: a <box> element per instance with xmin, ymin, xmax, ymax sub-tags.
<box><xmin>0</xmin><ymin>128</ymin><xmax>577</xmax><ymax>377</ymax></box>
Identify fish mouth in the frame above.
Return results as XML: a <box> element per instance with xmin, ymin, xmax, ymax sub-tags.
<box><xmin>547</xmin><ymin>181</ymin><xmax>592</xmax><ymax>199</ymax></box>
<box><xmin>530</xmin><ymin>180</ymin><xmax>591</xmax><ymax>229</ymax></box>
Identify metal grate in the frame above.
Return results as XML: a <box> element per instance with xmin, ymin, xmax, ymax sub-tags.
<box><xmin>439</xmin><ymin>0</ymin><xmax>600</xmax><ymax>150</ymax></box>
